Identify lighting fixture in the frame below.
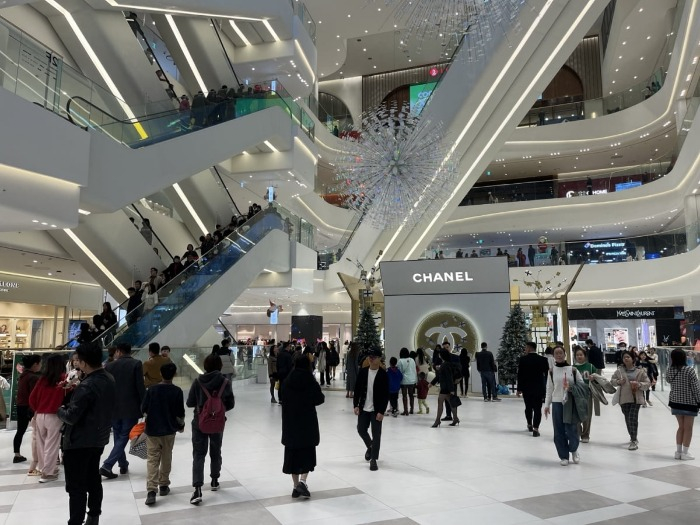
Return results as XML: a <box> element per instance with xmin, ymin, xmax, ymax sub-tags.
<box><xmin>173</xmin><ymin>183</ymin><xmax>208</xmax><ymax>235</ymax></box>
<box><xmin>230</xmin><ymin>20</ymin><xmax>251</xmax><ymax>46</ymax></box>
<box><xmin>166</xmin><ymin>15</ymin><xmax>207</xmax><ymax>93</ymax></box>
<box><xmin>264</xmin><ymin>140</ymin><xmax>279</xmax><ymax>152</ymax></box>
<box><xmin>64</xmin><ymin>229</ymin><xmax>128</xmax><ymax>296</ymax></box>
<box><xmin>262</xmin><ymin>20</ymin><xmax>281</xmax><ymax>42</ymax></box>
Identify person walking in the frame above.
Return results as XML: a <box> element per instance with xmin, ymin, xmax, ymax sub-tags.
<box><xmin>58</xmin><ymin>343</ymin><xmax>116</xmax><ymax>525</ymax></box>
<box><xmin>276</xmin><ymin>343</ymin><xmax>293</xmax><ymax>404</ymax></box>
<box><xmin>667</xmin><ymin>348</ymin><xmax>700</xmax><ymax>460</ymax></box>
<box><xmin>13</xmin><ymin>354</ymin><xmax>41</xmax><ymax>464</ymax></box>
<box><xmin>345</xmin><ymin>342</ymin><xmax>360</xmax><ymax>398</ymax></box>
<box><xmin>100</xmin><ymin>343</ymin><xmax>146</xmax><ymax>479</ymax></box>
<box><xmin>353</xmin><ymin>348</ymin><xmax>388</xmax><ymax>471</ymax></box>
<box><xmin>476</xmin><ymin>342</ymin><xmax>500</xmax><ymax>401</ymax></box>
<box><xmin>142</xmin><ymin>362</ymin><xmax>185</xmax><ymax>506</ymax></box>
<box><xmin>431</xmin><ymin>349</ymin><xmax>460</xmax><ymax>427</ymax></box>
<box><xmin>387</xmin><ymin>357</ymin><xmax>403</xmax><ymax>417</ymax></box>
<box><xmin>610</xmin><ymin>350</ymin><xmax>650</xmax><ymax>451</ymax></box>
<box><xmin>636</xmin><ymin>351</ymin><xmax>657</xmax><ymax>406</ymax></box>
<box><xmin>316</xmin><ymin>342</ymin><xmax>329</xmax><ymax>386</ymax></box>
<box><xmin>544</xmin><ymin>346</ymin><xmax>583</xmax><ymax>465</ymax></box>
<box><xmin>280</xmin><ymin>353</ymin><xmax>325</xmax><ymax>499</ymax></box>
<box><xmin>517</xmin><ymin>341</ymin><xmax>549</xmax><ymax>437</ymax></box>
<box><xmin>187</xmin><ymin>354</ymin><xmax>235</xmax><ymax>505</ymax></box>
<box><xmin>458</xmin><ymin>347</ymin><xmax>471</xmax><ymax>396</ymax></box>
<box><xmin>585</xmin><ymin>339</ymin><xmax>605</xmax><ymax>371</ymax></box>
<box><xmin>573</xmin><ymin>347</ymin><xmax>597</xmax><ymax>443</ymax></box>
<box><xmin>397</xmin><ymin>348</ymin><xmax>417</xmax><ymax>415</ymax></box>
<box><xmin>416</xmin><ymin>372</ymin><xmax>430</xmax><ymax>414</ymax></box>
<box><xmin>28</xmin><ymin>354</ymin><xmax>66</xmax><ymax>483</ymax></box>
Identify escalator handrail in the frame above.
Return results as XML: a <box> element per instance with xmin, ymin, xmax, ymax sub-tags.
<box><xmin>99</xmin><ymin>206</ymin><xmax>283</xmax><ymax>346</ymax></box>
<box><xmin>211</xmin><ymin>166</ymin><xmax>243</xmax><ymax>216</ymax></box>
<box><xmin>129</xmin><ymin>204</ymin><xmax>176</xmax><ymax>261</ymax></box>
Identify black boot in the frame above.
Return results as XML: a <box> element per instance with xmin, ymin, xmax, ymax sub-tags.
<box><xmin>85</xmin><ymin>515</ymin><xmax>99</xmax><ymax>525</ymax></box>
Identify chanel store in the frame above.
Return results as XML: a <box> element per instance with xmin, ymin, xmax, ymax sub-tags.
<box><xmin>381</xmin><ymin>258</ymin><xmax>511</xmax><ymax>392</ymax></box>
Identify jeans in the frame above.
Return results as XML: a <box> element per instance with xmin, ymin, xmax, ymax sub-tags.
<box><xmin>551</xmin><ymin>402</ymin><xmax>579</xmax><ymax>460</ymax></box>
<box><xmin>357</xmin><ymin>410</ymin><xmax>383</xmax><ymax>461</ymax></box>
<box><xmin>64</xmin><ymin>447</ymin><xmax>104</xmax><ymax>525</ymax></box>
<box><xmin>192</xmin><ymin>422</ymin><xmax>223</xmax><ymax>487</ymax></box>
<box><xmin>102</xmin><ymin>418</ymin><xmax>138</xmax><ymax>471</ymax></box>
<box><xmin>480</xmin><ymin>371</ymin><xmax>497</xmax><ymax>399</ymax></box>
<box><xmin>389</xmin><ymin>392</ymin><xmax>399</xmax><ymax>412</ymax></box>
<box><xmin>523</xmin><ymin>392</ymin><xmax>544</xmax><ymax>429</ymax></box>
<box><xmin>13</xmin><ymin>405</ymin><xmax>32</xmax><ymax>454</ymax></box>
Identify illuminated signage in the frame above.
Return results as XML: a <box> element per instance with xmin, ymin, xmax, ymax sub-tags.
<box><xmin>0</xmin><ymin>281</ymin><xmax>19</xmax><ymax>292</ymax></box>
<box><xmin>412</xmin><ymin>272</ymin><xmax>474</xmax><ymax>283</ymax></box>
<box><xmin>583</xmin><ymin>242</ymin><xmax>625</xmax><ymax>249</ymax></box>
<box><xmin>566</xmin><ymin>189</ymin><xmax>608</xmax><ymax>198</ymax></box>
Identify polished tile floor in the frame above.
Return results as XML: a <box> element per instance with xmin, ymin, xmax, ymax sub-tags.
<box><xmin>0</xmin><ymin>380</ymin><xmax>698</xmax><ymax>524</ymax></box>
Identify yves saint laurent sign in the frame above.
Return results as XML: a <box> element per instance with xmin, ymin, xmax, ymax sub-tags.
<box><xmin>0</xmin><ymin>281</ymin><xmax>19</xmax><ymax>293</ymax></box>
<box><xmin>381</xmin><ymin>258</ymin><xmax>509</xmax><ymax>296</ymax></box>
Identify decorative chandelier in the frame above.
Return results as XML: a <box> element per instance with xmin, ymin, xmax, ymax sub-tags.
<box><xmin>381</xmin><ymin>0</ymin><xmax>528</xmax><ymax>61</ymax></box>
<box><xmin>334</xmin><ymin>103</ymin><xmax>457</xmax><ymax>230</ymax></box>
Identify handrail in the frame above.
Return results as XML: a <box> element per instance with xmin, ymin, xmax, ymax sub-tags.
<box><xmin>211</xmin><ymin>18</ymin><xmax>242</xmax><ymax>89</ymax></box>
<box><xmin>129</xmin><ymin>203</ymin><xmax>176</xmax><ymax>261</ymax></box>
<box><xmin>66</xmin><ymin>95</ymin><xmax>179</xmax><ymax>129</ymax></box>
<box><xmin>211</xmin><ymin>165</ymin><xmax>243</xmax><ymax>216</ymax></box>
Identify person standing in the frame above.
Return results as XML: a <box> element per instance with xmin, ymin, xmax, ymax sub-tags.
<box><xmin>416</xmin><ymin>372</ymin><xmax>430</xmax><ymax>414</ymax></box>
<box><xmin>667</xmin><ymin>348</ymin><xmax>700</xmax><ymax>460</ymax></box>
<box><xmin>143</xmin><ymin>343</ymin><xmax>172</xmax><ymax>388</ymax></box>
<box><xmin>280</xmin><ymin>353</ymin><xmax>325</xmax><ymax>499</ymax></box>
<box><xmin>353</xmin><ymin>348</ymin><xmax>388</xmax><ymax>471</ymax></box>
<box><xmin>458</xmin><ymin>347</ymin><xmax>471</xmax><ymax>396</ymax></box>
<box><xmin>142</xmin><ymin>362</ymin><xmax>185</xmax><ymax>506</ymax></box>
<box><xmin>573</xmin><ymin>347</ymin><xmax>597</xmax><ymax>443</ymax></box>
<box><xmin>611</xmin><ymin>350</ymin><xmax>650</xmax><ymax>451</ymax></box>
<box><xmin>28</xmin><ymin>354</ymin><xmax>67</xmax><ymax>483</ymax></box>
<box><xmin>276</xmin><ymin>342</ymin><xmax>293</xmax><ymax>403</ymax></box>
<box><xmin>636</xmin><ymin>351</ymin><xmax>657</xmax><ymax>406</ymax></box>
<box><xmin>397</xmin><ymin>348</ymin><xmax>417</xmax><ymax>415</ymax></box>
<box><xmin>187</xmin><ymin>354</ymin><xmax>235</xmax><ymax>505</ymax></box>
<box><xmin>544</xmin><ymin>346</ymin><xmax>583</xmax><ymax>465</ymax></box>
<box><xmin>527</xmin><ymin>245</ymin><xmax>536</xmax><ymax>267</ymax></box>
<box><xmin>387</xmin><ymin>357</ymin><xmax>403</xmax><ymax>417</ymax></box>
<box><xmin>316</xmin><ymin>342</ymin><xmax>330</xmax><ymax>386</ymax></box>
<box><xmin>517</xmin><ymin>341</ymin><xmax>549</xmax><ymax>437</ymax></box>
<box><xmin>585</xmin><ymin>339</ymin><xmax>605</xmax><ymax>371</ymax></box>
<box><xmin>431</xmin><ymin>349</ymin><xmax>459</xmax><ymax>427</ymax></box>
<box><xmin>58</xmin><ymin>343</ymin><xmax>116</xmax><ymax>525</ymax></box>
<box><xmin>268</xmin><ymin>344</ymin><xmax>278</xmax><ymax>404</ymax></box>
<box><xmin>345</xmin><ymin>342</ymin><xmax>360</xmax><ymax>398</ymax></box>
<box><xmin>476</xmin><ymin>342</ymin><xmax>500</xmax><ymax>402</ymax></box>
<box><xmin>214</xmin><ymin>340</ymin><xmax>236</xmax><ymax>382</ymax></box>
<box><xmin>100</xmin><ymin>343</ymin><xmax>146</xmax><ymax>479</ymax></box>
<box><xmin>13</xmin><ymin>354</ymin><xmax>41</xmax><ymax>464</ymax></box>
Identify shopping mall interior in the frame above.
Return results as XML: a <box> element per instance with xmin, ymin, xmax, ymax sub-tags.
<box><xmin>0</xmin><ymin>0</ymin><xmax>700</xmax><ymax>523</ymax></box>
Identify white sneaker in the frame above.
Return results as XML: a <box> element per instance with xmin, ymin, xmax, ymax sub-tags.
<box><xmin>680</xmin><ymin>452</ymin><xmax>695</xmax><ymax>461</ymax></box>
<box><xmin>647</xmin><ymin>399</ymin><xmax>653</xmax><ymax>406</ymax></box>
<box><xmin>559</xmin><ymin>459</ymin><xmax>569</xmax><ymax>466</ymax></box>
<box><xmin>675</xmin><ymin>451</ymin><xmax>682</xmax><ymax>460</ymax></box>
<box><xmin>572</xmin><ymin>451</ymin><xmax>580</xmax><ymax>464</ymax></box>
<box><xmin>628</xmin><ymin>441</ymin><xmax>639</xmax><ymax>451</ymax></box>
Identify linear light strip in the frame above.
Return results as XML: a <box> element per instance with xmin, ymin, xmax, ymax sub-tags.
<box><xmin>0</xmin><ymin>270</ymin><xmax>100</xmax><ymax>287</ymax></box>
<box><xmin>63</xmin><ymin>229</ymin><xmax>128</xmax><ymax>297</ymax></box>
<box><xmin>296</xmin><ymin>198</ymin><xmax>348</xmax><ymax>232</ymax></box>
<box><xmin>405</xmin><ymin>0</ymin><xmax>600</xmax><ymax>260</ymax></box>
<box><xmin>505</xmin><ymin>0</ymin><xmax>697</xmax><ymax>146</ymax></box>
<box><xmin>230</xmin><ymin>20</ymin><xmax>251</xmax><ymax>46</ymax></box>
<box><xmin>165</xmin><ymin>15</ymin><xmax>207</xmax><ymax>93</ymax></box>
<box><xmin>262</xmin><ymin>20</ymin><xmax>281</xmax><ymax>42</ymax></box>
<box><xmin>294</xmin><ymin>136</ymin><xmax>317</xmax><ymax>164</ymax></box>
<box><xmin>264</xmin><ymin>140</ymin><xmax>280</xmax><ymax>152</ymax></box>
<box><xmin>173</xmin><ymin>183</ymin><xmax>208</xmax><ymax>235</ymax></box>
<box><xmin>104</xmin><ymin>0</ymin><xmax>262</xmax><ymax>21</ymax></box>
<box><xmin>45</xmin><ymin>0</ymin><xmax>147</xmax><ymax>140</ymax></box>
<box><xmin>183</xmin><ymin>354</ymin><xmax>204</xmax><ymax>374</ymax></box>
<box><xmin>294</xmin><ymin>39</ymin><xmax>315</xmax><ymax>83</ymax></box>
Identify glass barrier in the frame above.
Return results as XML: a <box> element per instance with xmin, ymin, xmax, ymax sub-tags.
<box><xmin>317</xmin><ymin>212</ymin><xmax>364</xmax><ymax>269</ymax></box>
<box><xmin>124</xmin><ymin>205</ymin><xmax>175</xmax><ymax>261</ymax></box>
<box><xmin>99</xmin><ymin>204</ymin><xmax>294</xmax><ymax>348</ymax></box>
<box><xmin>426</xmin><ymin>220</ymin><xmax>695</xmax><ymax>266</ymax></box>
<box><xmin>0</xmin><ymin>16</ymin><xmax>315</xmax><ymax>147</ymax></box>
<box><xmin>163</xmin><ymin>348</ymin><xmax>268</xmax><ymax>391</ymax></box>
<box><xmin>651</xmin><ymin>347</ymin><xmax>700</xmax><ymax>397</ymax></box>
<box><xmin>290</xmin><ymin>0</ymin><xmax>316</xmax><ymax>43</ymax></box>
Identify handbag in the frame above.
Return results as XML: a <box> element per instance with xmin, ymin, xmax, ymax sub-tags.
<box><xmin>449</xmin><ymin>394</ymin><xmax>462</xmax><ymax>407</ymax></box>
<box><xmin>274</xmin><ymin>380</ymin><xmax>280</xmax><ymax>390</ymax></box>
<box><xmin>128</xmin><ymin>433</ymin><xmax>148</xmax><ymax>459</ymax></box>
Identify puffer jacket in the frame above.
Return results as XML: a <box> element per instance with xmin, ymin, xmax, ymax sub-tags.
<box><xmin>58</xmin><ymin>369</ymin><xmax>116</xmax><ymax>450</ymax></box>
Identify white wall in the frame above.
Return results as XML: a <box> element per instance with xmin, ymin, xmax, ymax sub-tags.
<box><xmin>318</xmin><ymin>76</ymin><xmax>362</xmax><ymax>128</ymax></box>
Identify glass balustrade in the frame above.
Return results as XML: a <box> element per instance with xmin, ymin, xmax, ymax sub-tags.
<box><xmin>426</xmin><ymin>221</ymin><xmax>696</xmax><ymax>266</ymax></box>
<box><xmin>316</xmin><ymin>212</ymin><xmax>364</xmax><ymax>269</ymax></box>
<box><xmin>97</xmin><ymin>204</ymin><xmax>294</xmax><ymax>349</ymax></box>
<box><xmin>290</xmin><ymin>0</ymin><xmax>316</xmax><ymax>43</ymax></box>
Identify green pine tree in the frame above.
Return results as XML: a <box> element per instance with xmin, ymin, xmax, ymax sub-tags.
<box><xmin>497</xmin><ymin>303</ymin><xmax>529</xmax><ymax>389</ymax></box>
<box><xmin>356</xmin><ymin>307</ymin><xmax>381</xmax><ymax>350</ymax></box>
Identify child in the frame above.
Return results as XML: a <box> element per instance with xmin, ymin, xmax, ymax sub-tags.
<box><xmin>416</xmin><ymin>372</ymin><xmax>430</xmax><ymax>414</ymax></box>
<box><xmin>141</xmin><ymin>363</ymin><xmax>185</xmax><ymax>506</ymax></box>
<box><xmin>387</xmin><ymin>357</ymin><xmax>403</xmax><ymax>417</ymax></box>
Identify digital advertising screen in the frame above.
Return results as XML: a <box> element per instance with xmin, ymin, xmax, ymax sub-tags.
<box><xmin>409</xmin><ymin>82</ymin><xmax>437</xmax><ymax>114</ymax></box>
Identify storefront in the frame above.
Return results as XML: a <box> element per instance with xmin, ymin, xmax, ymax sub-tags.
<box><xmin>0</xmin><ymin>272</ymin><xmax>103</xmax><ymax>352</ymax></box>
<box><xmin>568</xmin><ymin>307</ymin><xmax>685</xmax><ymax>361</ymax></box>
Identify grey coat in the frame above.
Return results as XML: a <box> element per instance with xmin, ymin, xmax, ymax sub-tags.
<box><xmin>345</xmin><ymin>350</ymin><xmax>360</xmax><ymax>391</ymax></box>
<box><xmin>563</xmin><ymin>379</ymin><xmax>590</xmax><ymax>425</ymax></box>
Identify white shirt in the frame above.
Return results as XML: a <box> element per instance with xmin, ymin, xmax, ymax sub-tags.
<box><xmin>545</xmin><ymin>365</ymin><xmax>582</xmax><ymax>408</ymax></box>
<box><xmin>364</xmin><ymin>368</ymin><xmax>379</xmax><ymax>412</ymax></box>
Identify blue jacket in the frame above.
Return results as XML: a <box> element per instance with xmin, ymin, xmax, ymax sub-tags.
<box><xmin>387</xmin><ymin>367</ymin><xmax>403</xmax><ymax>393</ymax></box>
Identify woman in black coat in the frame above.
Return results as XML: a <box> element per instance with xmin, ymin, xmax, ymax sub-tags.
<box><xmin>280</xmin><ymin>353</ymin><xmax>325</xmax><ymax>499</ymax></box>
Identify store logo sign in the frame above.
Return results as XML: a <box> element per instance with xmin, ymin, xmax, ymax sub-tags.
<box><xmin>617</xmin><ymin>309</ymin><xmax>655</xmax><ymax>318</ymax></box>
<box><xmin>0</xmin><ymin>281</ymin><xmax>19</xmax><ymax>293</ymax></box>
<box><xmin>412</xmin><ymin>272</ymin><xmax>474</xmax><ymax>283</ymax></box>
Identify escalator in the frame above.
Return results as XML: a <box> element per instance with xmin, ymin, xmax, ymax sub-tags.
<box><xmin>101</xmin><ymin>205</ymin><xmax>291</xmax><ymax>348</ymax></box>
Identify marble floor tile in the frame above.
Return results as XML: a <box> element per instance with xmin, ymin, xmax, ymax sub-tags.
<box><xmin>505</xmin><ymin>489</ymin><xmax>622</xmax><ymax>519</ymax></box>
<box><xmin>630</xmin><ymin>463</ymin><xmax>700</xmax><ymax>488</ymax></box>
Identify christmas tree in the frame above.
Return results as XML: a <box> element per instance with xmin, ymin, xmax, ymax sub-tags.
<box><xmin>356</xmin><ymin>307</ymin><xmax>381</xmax><ymax>350</ymax></box>
<box><xmin>496</xmin><ymin>303</ymin><xmax>529</xmax><ymax>389</ymax></box>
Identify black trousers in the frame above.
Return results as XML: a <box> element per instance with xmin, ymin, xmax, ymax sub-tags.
<box><xmin>192</xmin><ymin>423</ymin><xmax>223</xmax><ymax>487</ymax></box>
<box><xmin>64</xmin><ymin>447</ymin><xmax>104</xmax><ymax>525</ymax></box>
<box><xmin>523</xmin><ymin>392</ymin><xmax>544</xmax><ymax>429</ymax></box>
<box><xmin>13</xmin><ymin>405</ymin><xmax>32</xmax><ymax>454</ymax></box>
<box><xmin>357</xmin><ymin>410</ymin><xmax>383</xmax><ymax>461</ymax></box>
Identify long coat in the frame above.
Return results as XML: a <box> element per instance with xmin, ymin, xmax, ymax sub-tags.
<box><xmin>345</xmin><ymin>349</ymin><xmax>360</xmax><ymax>391</ymax></box>
<box><xmin>280</xmin><ymin>368</ymin><xmax>325</xmax><ymax>448</ymax></box>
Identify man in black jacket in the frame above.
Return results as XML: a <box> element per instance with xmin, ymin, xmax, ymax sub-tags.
<box><xmin>58</xmin><ymin>342</ymin><xmax>116</xmax><ymax>525</ymax></box>
<box><xmin>585</xmin><ymin>339</ymin><xmax>605</xmax><ymax>370</ymax></box>
<box><xmin>353</xmin><ymin>348</ymin><xmax>389</xmax><ymax>471</ymax></box>
<box><xmin>276</xmin><ymin>342</ymin><xmax>293</xmax><ymax>403</ymax></box>
<box><xmin>100</xmin><ymin>343</ymin><xmax>146</xmax><ymax>479</ymax></box>
<box><xmin>517</xmin><ymin>341</ymin><xmax>550</xmax><ymax>437</ymax></box>
<box><xmin>476</xmin><ymin>342</ymin><xmax>500</xmax><ymax>401</ymax></box>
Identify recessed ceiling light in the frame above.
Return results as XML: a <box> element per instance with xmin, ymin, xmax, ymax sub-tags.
<box><xmin>363</xmin><ymin>48</ymin><xmax>366</xmax><ymax>51</ymax></box>
<box><xmin>626</xmin><ymin>25</ymin><xmax>630</xmax><ymax>30</ymax></box>
<box><xmin>347</xmin><ymin>14</ymin><xmax>351</xmax><ymax>17</ymax></box>
<box><xmin>640</xmin><ymin>56</ymin><xmax>644</xmax><ymax>60</ymax></box>
<box><xmin>251</xmin><ymin>67</ymin><xmax>255</xmax><ymax>70</ymax></box>
<box><xmin>646</xmin><ymin>35</ymin><xmax>651</xmax><ymax>40</ymax></box>
<box><xmin>622</xmin><ymin>42</ymin><xmax>626</xmax><ymax>45</ymax></box>
<box><xmin>618</xmin><ymin>55</ymin><xmax>622</xmax><ymax>59</ymax></box>
<box><xmin>32</xmin><ymin>219</ymin><xmax>39</xmax><ymax>223</ymax></box>
<box><xmin>639</xmin><ymin>7</ymin><xmax>643</xmax><ymax>12</ymax></box>
<box><xmin>33</xmin><ymin>260</ymin><xmax>38</xmax><ymax>263</ymax></box>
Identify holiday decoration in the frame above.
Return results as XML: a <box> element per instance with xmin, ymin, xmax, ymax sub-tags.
<box><xmin>496</xmin><ymin>303</ymin><xmax>529</xmax><ymax>389</ymax></box>
<box><xmin>356</xmin><ymin>307</ymin><xmax>382</xmax><ymax>350</ymax></box>
<box><xmin>335</xmin><ymin>103</ymin><xmax>457</xmax><ymax>229</ymax></box>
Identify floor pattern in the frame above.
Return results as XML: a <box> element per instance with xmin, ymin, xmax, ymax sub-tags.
<box><xmin>0</xmin><ymin>379</ymin><xmax>697</xmax><ymax>524</ymax></box>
